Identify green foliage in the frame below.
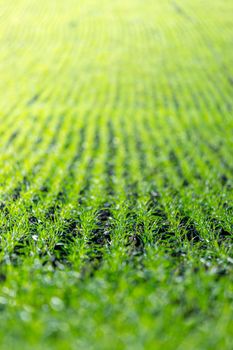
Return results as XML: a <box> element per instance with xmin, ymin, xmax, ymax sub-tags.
<box><xmin>0</xmin><ymin>0</ymin><xmax>232</xmax><ymax>349</ymax></box>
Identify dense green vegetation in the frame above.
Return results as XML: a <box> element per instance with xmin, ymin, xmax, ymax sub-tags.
<box><xmin>0</xmin><ymin>0</ymin><xmax>233</xmax><ymax>349</ymax></box>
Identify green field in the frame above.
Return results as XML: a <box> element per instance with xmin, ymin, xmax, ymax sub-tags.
<box><xmin>0</xmin><ymin>0</ymin><xmax>233</xmax><ymax>349</ymax></box>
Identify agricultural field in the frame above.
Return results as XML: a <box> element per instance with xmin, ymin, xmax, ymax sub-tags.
<box><xmin>0</xmin><ymin>0</ymin><xmax>233</xmax><ymax>349</ymax></box>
